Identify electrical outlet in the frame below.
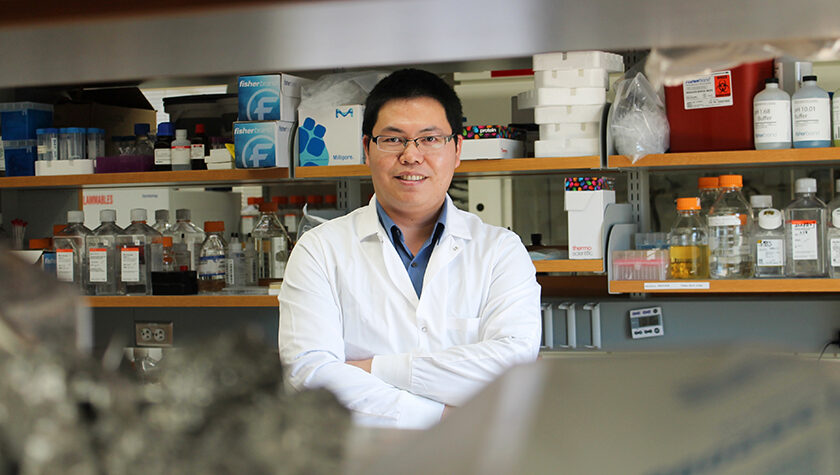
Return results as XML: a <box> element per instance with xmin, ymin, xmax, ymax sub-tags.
<box><xmin>135</xmin><ymin>322</ymin><xmax>173</xmax><ymax>347</ymax></box>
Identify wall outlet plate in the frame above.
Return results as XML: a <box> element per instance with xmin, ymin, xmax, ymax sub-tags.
<box><xmin>135</xmin><ymin>321</ymin><xmax>173</xmax><ymax>347</ymax></box>
<box><xmin>629</xmin><ymin>307</ymin><xmax>664</xmax><ymax>339</ymax></box>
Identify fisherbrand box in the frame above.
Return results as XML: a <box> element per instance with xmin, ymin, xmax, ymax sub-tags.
<box><xmin>297</xmin><ymin>105</ymin><xmax>364</xmax><ymax>166</ymax></box>
<box><xmin>233</xmin><ymin>121</ymin><xmax>294</xmax><ymax>168</ymax></box>
<box><xmin>237</xmin><ymin>74</ymin><xmax>311</xmax><ymax>121</ymax></box>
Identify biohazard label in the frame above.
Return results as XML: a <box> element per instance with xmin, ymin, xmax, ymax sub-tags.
<box><xmin>683</xmin><ymin>70</ymin><xmax>734</xmax><ymax>110</ymax></box>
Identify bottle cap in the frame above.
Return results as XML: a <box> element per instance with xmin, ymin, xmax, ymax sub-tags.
<box><xmin>53</xmin><ymin>224</ymin><xmax>67</xmax><ymax>235</ymax></box>
<box><xmin>718</xmin><ymin>175</ymin><xmax>743</xmax><ymax>188</ymax></box>
<box><xmin>676</xmin><ymin>197</ymin><xmax>701</xmax><ymax>211</ymax></box>
<box><xmin>750</xmin><ymin>195</ymin><xmax>772</xmax><ymax>209</ymax></box>
<box><xmin>802</xmin><ymin>75</ymin><xmax>817</xmax><ymax>82</ymax></box>
<box><xmin>157</xmin><ymin>122</ymin><xmax>174</xmax><ymax>137</ymax></box>
<box><xmin>758</xmin><ymin>208</ymin><xmax>782</xmax><ymax>230</ymax></box>
<box><xmin>195</xmin><ymin>123</ymin><xmax>205</xmax><ymax>134</ymax></box>
<box><xmin>175</xmin><ymin>129</ymin><xmax>188</xmax><ymax>140</ymax></box>
<box><xmin>86</xmin><ymin>128</ymin><xmax>99</xmax><ymax>134</ymax></box>
<box><xmin>67</xmin><ymin>210</ymin><xmax>85</xmax><ymax>223</ymax></box>
<box><xmin>29</xmin><ymin>238</ymin><xmax>52</xmax><ymax>250</ymax></box>
<box><xmin>230</xmin><ymin>232</ymin><xmax>239</xmax><ymax>239</ymax></box>
<box><xmin>204</xmin><ymin>221</ymin><xmax>224</xmax><ymax>232</ymax></box>
<box><xmin>698</xmin><ymin>176</ymin><xmax>719</xmax><ymax>190</ymax></box>
<box><xmin>289</xmin><ymin>195</ymin><xmax>305</xmax><ymax>205</ymax></box>
<box><xmin>324</xmin><ymin>194</ymin><xmax>337</xmax><ymax>205</ymax></box>
<box><xmin>100</xmin><ymin>209</ymin><xmax>116</xmax><ymax>222</ymax></box>
<box><xmin>66</xmin><ymin>127</ymin><xmax>86</xmax><ymax>134</ymax></box>
<box><xmin>795</xmin><ymin>177</ymin><xmax>817</xmax><ymax>193</ymax></box>
<box><xmin>130</xmin><ymin>208</ymin><xmax>147</xmax><ymax>222</ymax></box>
<box><xmin>36</xmin><ymin>128</ymin><xmax>48</xmax><ymax>135</ymax></box>
<box><xmin>155</xmin><ymin>209</ymin><xmax>169</xmax><ymax>222</ymax></box>
<box><xmin>260</xmin><ymin>202</ymin><xmax>279</xmax><ymax>213</ymax></box>
<box><xmin>176</xmin><ymin>208</ymin><xmax>190</xmax><ymax>221</ymax></box>
<box><xmin>306</xmin><ymin>195</ymin><xmax>323</xmax><ymax>205</ymax></box>
<box><xmin>764</xmin><ymin>77</ymin><xmax>779</xmax><ymax>84</ymax></box>
<box><xmin>162</xmin><ymin>236</ymin><xmax>173</xmax><ymax>247</ymax></box>
<box><xmin>247</xmin><ymin>197</ymin><xmax>264</xmax><ymax>206</ymax></box>
<box><xmin>134</xmin><ymin>123</ymin><xmax>151</xmax><ymax>136</ymax></box>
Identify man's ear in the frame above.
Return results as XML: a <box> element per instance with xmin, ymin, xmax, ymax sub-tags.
<box><xmin>363</xmin><ymin>135</ymin><xmax>371</xmax><ymax>166</ymax></box>
<box><xmin>453</xmin><ymin>134</ymin><xmax>462</xmax><ymax>168</ymax></box>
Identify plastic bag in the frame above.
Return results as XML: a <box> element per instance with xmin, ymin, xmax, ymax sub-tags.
<box><xmin>610</xmin><ymin>72</ymin><xmax>669</xmax><ymax>162</ymax></box>
<box><xmin>299</xmin><ymin>71</ymin><xmax>389</xmax><ymax>109</ymax></box>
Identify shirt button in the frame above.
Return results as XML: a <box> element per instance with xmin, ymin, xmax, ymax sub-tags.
<box><xmin>410</xmin><ymin>262</ymin><xmax>418</xmax><ymax>268</ymax></box>
<box><xmin>421</xmin><ymin>326</ymin><xmax>428</xmax><ymax>333</ymax></box>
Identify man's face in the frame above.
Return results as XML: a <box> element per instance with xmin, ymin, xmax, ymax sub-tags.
<box><xmin>364</xmin><ymin>97</ymin><xmax>461</xmax><ymax>220</ymax></box>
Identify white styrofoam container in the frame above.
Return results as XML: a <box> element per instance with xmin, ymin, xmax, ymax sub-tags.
<box><xmin>461</xmin><ymin>138</ymin><xmax>525</xmax><ymax>160</ymax></box>
<box><xmin>535</xmin><ymin>138</ymin><xmax>599</xmax><ymax>157</ymax></box>
<box><xmin>534</xmin><ymin>104</ymin><xmax>605</xmax><ymax>124</ymax></box>
<box><xmin>533</xmin><ymin>51</ymin><xmax>624</xmax><ymax>72</ymax></box>
<box><xmin>534</xmin><ymin>68</ymin><xmax>611</xmax><ymax>88</ymax></box>
<box><xmin>539</xmin><ymin>122</ymin><xmax>600</xmax><ymax>140</ymax></box>
<box><xmin>518</xmin><ymin>88</ymin><xmax>606</xmax><ymax>108</ymax></box>
<box><xmin>35</xmin><ymin>159</ymin><xmax>94</xmax><ymax>176</ymax></box>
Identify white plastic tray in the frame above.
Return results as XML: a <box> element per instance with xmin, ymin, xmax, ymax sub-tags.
<box><xmin>534</xmin><ymin>104</ymin><xmax>605</xmax><ymax>124</ymax></box>
<box><xmin>539</xmin><ymin>122</ymin><xmax>600</xmax><ymax>140</ymax></box>
<box><xmin>35</xmin><ymin>159</ymin><xmax>94</xmax><ymax>176</ymax></box>
<box><xmin>533</xmin><ymin>51</ymin><xmax>624</xmax><ymax>72</ymax></box>
<box><xmin>535</xmin><ymin>68</ymin><xmax>611</xmax><ymax>88</ymax></box>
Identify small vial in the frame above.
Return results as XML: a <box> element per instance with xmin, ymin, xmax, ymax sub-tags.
<box><xmin>171</xmin><ymin>129</ymin><xmax>191</xmax><ymax>171</ymax></box>
<box><xmin>61</xmin><ymin>127</ymin><xmax>86</xmax><ymax>160</ymax></box>
<box><xmin>36</xmin><ymin>128</ymin><xmax>59</xmax><ymax>161</ymax></box>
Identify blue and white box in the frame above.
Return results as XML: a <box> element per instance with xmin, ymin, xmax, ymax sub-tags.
<box><xmin>233</xmin><ymin>121</ymin><xmax>294</xmax><ymax>168</ymax></box>
<box><xmin>297</xmin><ymin>105</ymin><xmax>364</xmax><ymax>166</ymax></box>
<box><xmin>237</xmin><ymin>74</ymin><xmax>311</xmax><ymax>121</ymax></box>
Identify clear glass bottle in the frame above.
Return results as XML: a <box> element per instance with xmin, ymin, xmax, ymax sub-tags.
<box><xmin>244</xmin><ymin>233</ymin><xmax>258</xmax><ymax>286</ymax></box>
<box><xmin>753</xmin><ymin>208</ymin><xmax>786</xmax><ymax>278</ymax></box>
<box><xmin>53</xmin><ymin>210</ymin><xmax>92</xmax><ymax>290</ymax></box>
<box><xmin>134</xmin><ymin>123</ymin><xmax>154</xmax><ymax>156</ymax></box>
<box><xmin>698</xmin><ymin>176</ymin><xmax>719</xmax><ymax>217</ymax></box>
<box><xmin>152</xmin><ymin>209</ymin><xmax>172</xmax><ymax>234</ymax></box>
<box><xmin>161</xmin><ymin>236</ymin><xmax>176</xmax><ymax>272</ymax></box>
<box><xmin>827</xmin><ymin>179</ymin><xmax>840</xmax><ymax>219</ymax></box>
<box><xmin>171</xmin><ymin>129</ymin><xmax>191</xmax><ymax>171</ymax></box>
<box><xmin>251</xmin><ymin>202</ymin><xmax>291</xmax><ymax>280</ymax></box>
<box><xmin>708</xmin><ymin>174</ymin><xmax>753</xmax><ymax>279</ymax></box>
<box><xmin>225</xmin><ymin>232</ymin><xmax>247</xmax><ymax>288</ymax></box>
<box><xmin>170</xmin><ymin>208</ymin><xmax>206</xmax><ymax>271</ymax></box>
<box><xmin>198</xmin><ymin>221</ymin><xmax>227</xmax><ymax>293</ymax></box>
<box><xmin>753</xmin><ymin>77</ymin><xmax>792</xmax><ymax>150</ymax></box>
<box><xmin>86</xmin><ymin>209</ymin><xmax>122</xmax><ymax>296</ymax></box>
<box><xmin>828</xmin><ymin>208</ymin><xmax>840</xmax><ymax>278</ymax></box>
<box><xmin>792</xmin><ymin>75</ymin><xmax>831</xmax><ymax>148</ymax></box>
<box><xmin>785</xmin><ymin>177</ymin><xmax>827</xmax><ymax>277</ymax></box>
<box><xmin>172</xmin><ymin>233</ymin><xmax>191</xmax><ymax>272</ymax></box>
<box><xmin>750</xmin><ymin>195</ymin><xmax>773</xmax><ymax>222</ymax></box>
<box><xmin>668</xmin><ymin>197</ymin><xmax>709</xmax><ymax>279</ymax></box>
<box><xmin>117</xmin><ymin>208</ymin><xmax>162</xmax><ymax>295</ymax></box>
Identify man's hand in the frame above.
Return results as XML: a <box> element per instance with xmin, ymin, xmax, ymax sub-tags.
<box><xmin>346</xmin><ymin>358</ymin><xmax>373</xmax><ymax>373</ymax></box>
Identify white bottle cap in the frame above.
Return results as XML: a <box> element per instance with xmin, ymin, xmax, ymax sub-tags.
<box><xmin>758</xmin><ymin>208</ymin><xmax>783</xmax><ymax>230</ymax></box>
<box><xmin>67</xmin><ymin>210</ymin><xmax>85</xmax><ymax>223</ymax></box>
<box><xmin>176</xmin><ymin>208</ymin><xmax>190</xmax><ymax>221</ymax></box>
<box><xmin>100</xmin><ymin>209</ymin><xmax>116</xmax><ymax>222</ymax></box>
<box><xmin>155</xmin><ymin>209</ymin><xmax>169</xmax><ymax>221</ymax></box>
<box><xmin>750</xmin><ymin>195</ymin><xmax>772</xmax><ymax>209</ymax></box>
<box><xmin>175</xmin><ymin>129</ymin><xmax>188</xmax><ymax>140</ymax></box>
<box><xmin>130</xmin><ymin>208</ymin><xmax>147</xmax><ymax>222</ymax></box>
<box><xmin>795</xmin><ymin>178</ymin><xmax>817</xmax><ymax>194</ymax></box>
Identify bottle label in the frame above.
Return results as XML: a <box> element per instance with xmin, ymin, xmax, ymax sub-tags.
<box><xmin>792</xmin><ymin>97</ymin><xmax>831</xmax><ymax>142</ymax></box>
<box><xmin>831</xmin><ymin>238</ymin><xmax>840</xmax><ymax>267</ymax></box>
<box><xmin>121</xmin><ymin>247</ymin><xmax>141</xmax><ymax>282</ymax></box>
<box><xmin>682</xmin><ymin>70</ymin><xmax>733</xmax><ymax>110</ymax></box>
<box><xmin>708</xmin><ymin>214</ymin><xmax>742</xmax><ymax>227</ymax></box>
<box><xmin>226</xmin><ymin>257</ymin><xmax>235</xmax><ymax>285</ymax></box>
<box><xmin>171</xmin><ymin>145</ymin><xmax>191</xmax><ymax>166</ymax></box>
<box><xmin>754</xmin><ymin>100</ymin><xmax>791</xmax><ymax>143</ymax></box>
<box><xmin>191</xmin><ymin>144</ymin><xmax>205</xmax><ymax>160</ymax></box>
<box><xmin>199</xmin><ymin>255</ymin><xmax>226</xmax><ymax>279</ymax></box>
<box><xmin>790</xmin><ymin>220</ymin><xmax>818</xmax><ymax>260</ymax></box>
<box><xmin>56</xmin><ymin>249</ymin><xmax>74</xmax><ymax>282</ymax></box>
<box><xmin>89</xmin><ymin>248</ymin><xmax>108</xmax><ymax>283</ymax></box>
<box><xmin>833</xmin><ymin>98</ymin><xmax>840</xmax><ymax>142</ymax></box>
<box><xmin>756</xmin><ymin>239</ymin><xmax>784</xmax><ymax>266</ymax></box>
<box><xmin>154</xmin><ymin>148</ymin><xmax>172</xmax><ymax>165</ymax></box>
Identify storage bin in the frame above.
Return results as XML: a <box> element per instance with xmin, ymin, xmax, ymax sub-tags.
<box><xmin>3</xmin><ymin>140</ymin><xmax>37</xmax><ymax>176</ymax></box>
<box><xmin>611</xmin><ymin>250</ymin><xmax>670</xmax><ymax>280</ymax></box>
<box><xmin>0</xmin><ymin>102</ymin><xmax>54</xmax><ymax>140</ymax></box>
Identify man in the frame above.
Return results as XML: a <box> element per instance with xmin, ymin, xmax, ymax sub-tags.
<box><xmin>278</xmin><ymin>69</ymin><xmax>541</xmax><ymax>429</ymax></box>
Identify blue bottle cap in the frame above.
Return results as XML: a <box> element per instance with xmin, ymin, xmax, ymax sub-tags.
<box><xmin>45</xmin><ymin>128</ymin><xmax>58</xmax><ymax>134</ymax></box>
<box><xmin>157</xmin><ymin>122</ymin><xmax>174</xmax><ymax>137</ymax></box>
<box><xmin>59</xmin><ymin>128</ymin><xmax>69</xmax><ymax>133</ymax></box>
<box><xmin>36</xmin><ymin>128</ymin><xmax>47</xmax><ymax>135</ymax></box>
<box><xmin>134</xmin><ymin>123</ymin><xmax>150</xmax><ymax>136</ymax></box>
<box><xmin>67</xmin><ymin>127</ymin><xmax>87</xmax><ymax>134</ymax></box>
<box><xmin>86</xmin><ymin>127</ymin><xmax>99</xmax><ymax>134</ymax></box>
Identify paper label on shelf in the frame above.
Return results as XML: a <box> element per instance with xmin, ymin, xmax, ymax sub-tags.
<box><xmin>831</xmin><ymin>239</ymin><xmax>840</xmax><ymax>267</ymax></box>
<box><xmin>682</xmin><ymin>70</ymin><xmax>733</xmax><ymax>110</ymax></box>
<box><xmin>191</xmin><ymin>143</ymin><xmax>205</xmax><ymax>160</ymax></box>
<box><xmin>171</xmin><ymin>145</ymin><xmax>191</xmax><ymax>166</ymax></box>
<box><xmin>154</xmin><ymin>148</ymin><xmax>171</xmax><ymax>165</ymax></box>
<box><xmin>756</xmin><ymin>238</ymin><xmax>784</xmax><ymax>266</ymax></box>
<box><xmin>792</xmin><ymin>98</ymin><xmax>831</xmax><ymax>141</ymax></box>
<box><xmin>790</xmin><ymin>220</ymin><xmax>818</xmax><ymax>260</ymax></box>
<box><xmin>754</xmin><ymin>100</ymin><xmax>791</xmax><ymax>143</ymax></box>
<box><xmin>89</xmin><ymin>248</ymin><xmax>108</xmax><ymax>283</ymax></box>
<box><xmin>644</xmin><ymin>282</ymin><xmax>710</xmax><ymax>290</ymax></box>
<box><xmin>55</xmin><ymin>249</ymin><xmax>74</xmax><ymax>282</ymax></box>
<box><xmin>121</xmin><ymin>247</ymin><xmax>140</xmax><ymax>282</ymax></box>
<box><xmin>708</xmin><ymin>214</ymin><xmax>742</xmax><ymax>227</ymax></box>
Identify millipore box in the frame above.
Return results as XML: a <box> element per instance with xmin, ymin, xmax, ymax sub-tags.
<box><xmin>237</xmin><ymin>74</ymin><xmax>311</xmax><ymax>121</ymax></box>
<box><xmin>297</xmin><ymin>105</ymin><xmax>364</xmax><ymax>166</ymax></box>
<box><xmin>233</xmin><ymin>121</ymin><xmax>294</xmax><ymax>168</ymax></box>
<box><xmin>565</xmin><ymin>190</ymin><xmax>615</xmax><ymax>259</ymax></box>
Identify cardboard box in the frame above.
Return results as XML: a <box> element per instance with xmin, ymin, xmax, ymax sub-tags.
<box><xmin>461</xmin><ymin>138</ymin><xmax>524</xmax><ymax>160</ymax></box>
<box><xmin>297</xmin><ymin>105</ymin><xmax>364</xmax><ymax>166</ymax></box>
<box><xmin>565</xmin><ymin>190</ymin><xmax>615</xmax><ymax>259</ymax></box>
<box><xmin>233</xmin><ymin>121</ymin><xmax>294</xmax><ymax>168</ymax></box>
<box><xmin>237</xmin><ymin>74</ymin><xmax>311</xmax><ymax>121</ymax></box>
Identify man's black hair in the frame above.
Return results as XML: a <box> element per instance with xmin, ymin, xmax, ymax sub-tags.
<box><xmin>363</xmin><ymin>69</ymin><xmax>463</xmax><ymax>137</ymax></box>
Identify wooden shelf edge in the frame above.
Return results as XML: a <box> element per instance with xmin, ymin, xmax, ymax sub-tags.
<box><xmin>608</xmin><ymin>148</ymin><xmax>840</xmax><ymax>168</ymax></box>
<box><xmin>609</xmin><ymin>279</ymin><xmax>840</xmax><ymax>293</ymax></box>
<box><xmin>86</xmin><ymin>295</ymin><xmax>280</xmax><ymax>307</ymax></box>
<box><xmin>0</xmin><ymin>168</ymin><xmax>290</xmax><ymax>189</ymax></box>
<box><xmin>539</xmin><ymin>275</ymin><xmax>608</xmax><ymax>298</ymax></box>
<box><xmin>533</xmin><ymin>259</ymin><xmax>604</xmax><ymax>273</ymax></box>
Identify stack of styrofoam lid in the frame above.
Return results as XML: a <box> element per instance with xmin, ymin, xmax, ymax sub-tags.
<box><xmin>522</xmin><ymin>51</ymin><xmax>624</xmax><ymax>157</ymax></box>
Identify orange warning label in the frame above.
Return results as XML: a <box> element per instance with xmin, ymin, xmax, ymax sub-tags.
<box><xmin>714</xmin><ymin>74</ymin><xmax>731</xmax><ymax>97</ymax></box>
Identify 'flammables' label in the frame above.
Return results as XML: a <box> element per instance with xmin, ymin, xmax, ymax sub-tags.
<box><xmin>790</xmin><ymin>220</ymin><xmax>818</xmax><ymax>260</ymax></box>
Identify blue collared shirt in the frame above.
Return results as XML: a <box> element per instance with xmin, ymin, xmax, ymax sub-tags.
<box><xmin>376</xmin><ymin>201</ymin><xmax>447</xmax><ymax>298</ymax></box>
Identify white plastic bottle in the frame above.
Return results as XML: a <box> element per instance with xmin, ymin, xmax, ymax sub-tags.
<box><xmin>753</xmin><ymin>208</ymin><xmax>785</xmax><ymax>278</ymax></box>
<box><xmin>86</xmin><ymin>209</ymin><xmax>122</xmax><ymax>296</ymax></box>
<box><xmin>53</xmin><ymin>210</ymin><xmax>92</xmax><ymax>290</ymax></box>
<box><xmin>753</xmin><ymin>78</ymin><xmax>791</xmax><ymax>149</ymax></box>
<box><xmin>792</xmin><ymin>75</ymin><xmax>831</xmax><ymax>148</ymax></box>
<box><xmin>171</xmin><ymin>129</ymin><xmax>192</xmax><ymax>171</ymax></box>
<box><xmin>828</xmin><ymin>208</ymin><xmax>840</xmax><ymax>278</ymax></box>
<box><xmin>784</xmin><ymin>177</ymin><xmax>827</xmax><ymax>277</ymax></box>
<box><xmin>225</xmin><ymin>232</ymin><xmax>247</xmax><ymax>289</ymax></box>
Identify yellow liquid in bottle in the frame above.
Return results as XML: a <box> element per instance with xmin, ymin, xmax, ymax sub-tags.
<box><xmin>669</xmin><ymin>245</ymin><xmax>709</xmax><ymax>279</ymax></box>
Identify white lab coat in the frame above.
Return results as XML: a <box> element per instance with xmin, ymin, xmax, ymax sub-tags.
<box><xmin>278</xmin><ymin>194</ymin><xmax>541</xmax><ymax>429</ymax></box>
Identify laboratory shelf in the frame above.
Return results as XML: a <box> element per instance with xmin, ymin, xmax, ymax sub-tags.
<box><xmin>86</xmin><ymin>295</ymin><xmax>279</xmax><ymax>308</ymax></box>
<box><xmin>0</xmin><ymin>168</ymin><xmax>290</xmax><ymax>190</ymax></box>
<box><xmin>538</xmin><ymin>275</ymin><xmax>608</xmax><ymax>298</ymax></box>
<box><xmin>533</xmin><ymin>259</ymin><xmax>603</xmax><ymax>273</ymax></box>
<box><xmin>609</xmin><ymin>279</ymin><xmax>840</xmax><ymax>294</ymax></box>
<box><xmin>294</xmin><ymin>156</ymin><xmax>602</xmax><ymax>179</ymax></box>
<box><xmin>607</xmin><ymin>148</ymin><xmax>840</xmax><ymax>169</ymax></box>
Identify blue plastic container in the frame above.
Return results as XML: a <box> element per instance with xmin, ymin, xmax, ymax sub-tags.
<box><xmin>0</xmin><ymin>102</ymin><xmax>54</xmax><ymax>140</ymax></box>
<box><xmin>3</xmin><ymin>140</ymin><xmax>38</xmax><ymax>176</ymax></box>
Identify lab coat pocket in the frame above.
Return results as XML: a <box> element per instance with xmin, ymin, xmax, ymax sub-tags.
<box><xmin>446</xmin><ymin>316</ymin><xmax>481</xmax><ymax>346</ymax></box>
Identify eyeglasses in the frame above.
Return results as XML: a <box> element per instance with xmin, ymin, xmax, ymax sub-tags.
<box><xmin>370</xmin><ymin>134</ymin><xmax>456</xmax><ymax>153</ymax></box>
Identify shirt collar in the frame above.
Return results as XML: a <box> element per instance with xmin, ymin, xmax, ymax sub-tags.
<box><xmin>375</xmin><ymin>200</ymin><xmax>447</xmax><ymax>247</ymax></box>
<box><xmin>359</xmin><ymin>194</ymin><xmax>472</xmax><ymax>242</ymax></box>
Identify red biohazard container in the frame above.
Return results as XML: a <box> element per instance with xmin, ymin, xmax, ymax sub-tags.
<box><xmin>665</xmin><ymin>60</ymin><xmax>774</xmax><ymax>152</ymax></box>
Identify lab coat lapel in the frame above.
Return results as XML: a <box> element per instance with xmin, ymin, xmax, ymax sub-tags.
<box><xmin>423</xmin><ymin>198</ymin><xmax>471</xmax><ymax>289</ymax></box>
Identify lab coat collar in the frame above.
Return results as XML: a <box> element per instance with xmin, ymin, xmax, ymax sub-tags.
<box><xmin>359</xmin><ymin>194</ymin><xmax>473</xmax><ymax>242</ymax></box>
